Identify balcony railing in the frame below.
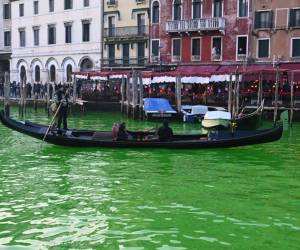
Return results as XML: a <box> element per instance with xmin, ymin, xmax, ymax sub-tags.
<box><xmin>104</xmin><ymin>25</ymin><xmax>149</xmax><ymax>38</ymax></box>
<box><xmin>166</xmin><ymin>18</ymin><xmax>225</xmax><ymax>33</ymax></box>
<box><xmin>102</xmin><ymin>58</ymin><xmax>148</xmax><ymax>67</ymax></box>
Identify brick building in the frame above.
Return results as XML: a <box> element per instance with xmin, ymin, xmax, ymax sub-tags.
<box><xmin>149</xmin><ymin>0</ymin><xmax>251</xmax><ymax>69</ymax></box>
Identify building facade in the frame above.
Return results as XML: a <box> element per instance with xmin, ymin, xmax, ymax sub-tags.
<box><xmin>0</xmin><ymin>0</ymin><xmax>11</xmax><ymax>78</ymax></box>
<box><xmin>251</xmin><ymin>0</ymin><xmax>300</xmax><ymax>64</ymax></box>
<box><xmin>149</xmin><ymin>0</ymin><xmax>251</xmax><ymax>66</ymax></box>
<box><xmin>102</xmin><ymin>0</ymin><xmax>149</xmax><ymax>69</ymax></box>
<box><xmin>10</xmin><ymin>0</ymin><xmax>102</xmax><ymax>84</ymax></box>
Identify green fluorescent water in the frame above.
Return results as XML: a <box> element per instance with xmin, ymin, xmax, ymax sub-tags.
<box><xmin>0</xmin><ymin>109</ymin><xmax>299</xmax><ymax>249</ymax></box>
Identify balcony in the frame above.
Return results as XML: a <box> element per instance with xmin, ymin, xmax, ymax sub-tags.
<box><xmin>166</xmin><ymin>18</ymin><xmax>225</xmax><ymax>33</ymax></box>
<box><xmin>102</xmin><ymin>58</ymin><xmax>148</xmax><ymax>68</ymax></box>
<box><xmin>104</xmin><ymin>26</ymin><xmax>149</xmax><ymax>40</ymax></box>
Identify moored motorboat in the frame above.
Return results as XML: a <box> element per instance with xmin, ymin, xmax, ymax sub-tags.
<box><xmin>0</xmin><ymin>110</ymin><xmax>282</xmax><ymax>149</ymax></box>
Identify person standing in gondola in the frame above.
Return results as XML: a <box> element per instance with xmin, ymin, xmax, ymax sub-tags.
<box><xmin>54</xmin><ymin>84</ymin><xmax>70</xmax><ymax>130</ymax></box>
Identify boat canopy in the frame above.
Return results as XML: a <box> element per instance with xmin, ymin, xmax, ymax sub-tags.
<box><xmin>204</xmin><ymin>111</ymin><xmax>231</xmax><ymax>120</ymax></box>
<box><xmin>143</xmin><ymin>98</ymin><xmax>177</xmax><ymax>114</ymax></box>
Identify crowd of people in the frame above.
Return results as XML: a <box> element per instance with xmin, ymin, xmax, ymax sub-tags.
<box><xmin>0</xmin><ymin>81</ymin><xmax>82</xmax><ymax>100</ymax></box>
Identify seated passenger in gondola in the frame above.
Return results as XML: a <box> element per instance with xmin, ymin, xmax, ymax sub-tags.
<box><xmin>157</xmin><ymin>120</ymin><xmax>173</xmax><ymax>141</ymax></box>
<box><xmin>117</xmin><ymin>122</ymin><xmax>129</xmax><ymax>141</ymax></box>
<box><xmin>112</xmin><ymin>123</ymin><xmax>119</xmax><ymax>140</ymax></box>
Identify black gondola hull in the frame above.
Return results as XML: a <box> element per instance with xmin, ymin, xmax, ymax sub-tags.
<box><xmin>0</xmin><ymin>110</ymin><xmax>282</xmax><ymax>149</ymax></box>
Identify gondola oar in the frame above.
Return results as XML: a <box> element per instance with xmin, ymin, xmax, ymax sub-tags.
<box><xmin>42</xmin><ymin>102</ymin><xmax>62</xmax><ymax>142</ymax></box>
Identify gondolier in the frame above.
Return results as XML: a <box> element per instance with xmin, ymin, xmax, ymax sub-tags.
<box><xmin>54</xmin><ymin>84</ymin><xmax>70</xmax><ymax>130</ymax></box>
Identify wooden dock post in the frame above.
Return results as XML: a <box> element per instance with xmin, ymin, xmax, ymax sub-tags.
<box><xmin>4</xmin><ymin>72</ymin><xmax>10</xmax><ymax>116</ymax></box>
<box><xmin>176</xmin><ymin>75</ymin><xmax>182</xmax><ymax>113</ymax></box>
<box><xmin>232</xmin><ymin>77</ymin><xmax>236</xmax><ymax>120</ymax></box>
<box><xmin>290</xmin><ymin>72</ymin><xmax>294</xmax><ymax>126</ymax></box>
<box><xmin>121</xmin><ymin>75</ymin><xmax>125</xmax><ymax>113</ymax></box>
<box><xmin>235</xmin><ymin>72</ymin><xmax>240</xmax><ymax>116</ymax></box>
<box><xmin>132</xmin><ymin>71</ymin><xmax>138</xmax><ymax>119</ymax></box>
<box><xmin>273</xmin><ymin>66</ymin><xmax>280</xmax><ymax>124</ymax></box>
<box><xmin>19</xmin><ymin>77</ymin><xmax>26</xmax><ymax>118</ymax></box>
<box><xmin>257</xmin><ymin>73</ymin><xmax>263</xmax><ymax>107</ymax></box>
<box><xmin>228</xmin><ymin>73</ymin><xmax>233</xmax><ymax>115</ymax></box>
<box><xmin>126</xmin><ymin>72</ymin><xmax>130</xmax><ymax>117</ymax></box>
<box><xmin>46</xmin><ymin>82</ymin><xmax>50</xmax><ymax>116</ymax></box>
<box><xmin>138</xmin><ymin>73</ymin><xmax>144</xmax><ymax>120</ymax></box>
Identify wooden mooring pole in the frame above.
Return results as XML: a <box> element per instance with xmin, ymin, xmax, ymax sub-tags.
<box><xmin>290</xmin><ymin>72</ymin><xmax>294</xmax><ymax>126</ymax></box>
<box><xmin>126</xmin><ymin>73</ymin><xmax>130</xmax><ymax>117</ymax></box>
<box><xmin>176</xmin><ymin>75</ymin><xmax>182</xmax><ymax>113</ymax></box>
<box><xmin>257</xmin><ymin>73</ymin><xmax>263</xmax><ymax>107</ymax></box>
<box><xmin>273</xmin><ymin>66</ymin><xmax>280</xmax><ymax>124</ymax></box>
<box><xmin>121</xmin><ymin>75</ymin><xmax>125</xmax><ymax>113</ymax></box>
<box><xmin>235</xmin><ymin>72</ymin><xmax>240</xmax><ymax>116</ymax></box>
<box><xmin>138</xmin><ymin>73</ymin><xmax>144</xmax><ymax>120</ymax></box>
<box><xmin>132</xmin><ymin>71</ymin><xmax>138</xmax><ymax>119</ymax></box>
<box><xmin>4</xmin><ymin>72</ymin><xmax>10</xmax><ymax>116</ymax></box>
<box><xmin>228</xmin><ymin>73</ymin><xmax>233</xmax><ymax>115</ymax></box>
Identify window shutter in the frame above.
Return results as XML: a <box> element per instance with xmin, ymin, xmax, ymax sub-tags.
<box><xmin>254</xmin><ymin>12</ymin><xmax>260</xmax><ymax>29</ymax></box>
<box><xmin>290</xmin><ymin>9</ymin><xmax>295</xmax><ymax>27</ymax></box>
<box><xmin>269</xmin><ymin>10</ymin><xmax>273</xmax><ymax>28</ymax></box>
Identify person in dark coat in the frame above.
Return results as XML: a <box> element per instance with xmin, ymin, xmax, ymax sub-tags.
<box><xmin>117</xmin><ymin>122</ymin><xmax>129</xmax><ymax>141</ymax></box>
<box><xmin>55</xmin><ymin>84</ymin><xmax>69</xmax><ymax>130</ymax></box>
<box><xmin>157</xmin><ymin>120</ymin><xmax>173</xmax><ymax>141</ymax></box>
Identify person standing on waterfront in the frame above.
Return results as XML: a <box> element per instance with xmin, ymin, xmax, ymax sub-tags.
<box><xmin>54</xmin><ymin>84</ymin><xmax>70</xmax><ymax>130</ymax></box>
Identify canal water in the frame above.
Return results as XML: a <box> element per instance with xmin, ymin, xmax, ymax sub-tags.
<box><xmin>0</xmin><ymin>108</ymin><xmax>299</xmax><ymax>249</ymax></box>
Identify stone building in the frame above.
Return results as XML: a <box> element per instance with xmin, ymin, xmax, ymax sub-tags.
<box><xmin>102</xmin><ymin>0</ymin><xmax>149</xmax><ymax>69</ymax></box>
<box><xmin>9</xmin><ymin>0</ymin><xmax>102</xmax><ymax>84</ymax></box>
<box><xmin>0</xmin><ymin>0</ymin><xmax>11</xmax><ymax>78</ymax></box>
<box><xmin>251</xmin><ymin>0</ymin><xmax>300</xmax><ymax>64</ymax></box>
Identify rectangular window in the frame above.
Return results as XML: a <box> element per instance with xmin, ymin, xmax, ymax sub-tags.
<box><xmin>122</xmin><ymin>43</ymin><xmax>129</xmax><ymax>66</ymax></box>
<box><xmin>4</xmin><ymin>31</ymin><xmax>11</xmax><ymax>47</ymax></box>
<box><xmin>65</xmin><ymin>23</ymin><xmax>72</xmax><ymax>43</ymax></box>
<box><xmin>255</xmin><ymin>11</ymin><xmax>273</xmax><ymax>29</ymax></box>
<box><xmin>137</xmin><ymin>14</ymin><xmax>146</xmax><ymax>35</ymax></box>
<box><xmin>213</xmin><ymin>0</ymin><xmax>223</xmax><ymax>17</ymax></box>
<box><xmin>258</xmin><ymin>39</ymin><xmax>270</xmax><ymax>58</ymax></box>
<box><xmin>34</xmin><ymin>1</ymin><xmax>39</xmax><ymax>15</ymax></box>
<box><xmin>138</xmin><ymin>42</ymin><xmax>145</xmax><ymax>66</ymax></box>
<box><xmin>82</xmin><ymin>21</ymin><xmax>90</xmax><ymax>42</ymax></box>
<box><xmin>212</xmin><ymin>37</ymin><xmax>222</xmax><ymax>61</ymax></box>
<box><xmin>84</xmin><ymin>0</ymin><xmax>89</xmax><ymax>7</ymax></box>
<box><xmin>19</xmin><ymin>3</ymin><xmax>24</xmax><ymax>17</ymax></box>
<box><xmin>64</xmin><ymin>0</ymin><xmax>73</xmax><ymax>10</ymax></box>
<box><xmin>49</xmin><ymin>0</ymin><xmax>54</xmax><ymax>12</ymax></box>
<box><xmin>192</xmin><ymin>38</ymin><xmax>201</xmax><ymax>61</ymax></box>
<box><xmin>292</xmin><ymin>38</ymin><xmax>300</xmax><ymax>57</ymax></box>
<box><xmin>290</xmin><ymin>9</ymin><xmax>300</xmax><ymax>27</ymax></box>
<box><xmin>151</xmin><ymin>40</ymin><xmax>160</xmax><ymax>62</ymax></box>
<box><xmin>238</xmin><ymin>0</ymin><xmax>248</xmax><ymax>17</ymax></box>
<box><xmin>108</xmin><ymin>44</ymin><xmax>115</xmax><ymax>66</ymax></box>
<box><xmin>172</xmin><ymin>39</ymin><xmax>181</xmax><ymax>62</ymax></box>
<box><xmin>237</xmin><ymin>36</ymin><xmax>247</xmax><ymax>60</ymax></box>
<box><xmin>108</xmin><ymin>16</ymin><xmax>116</xmax><ymax>37</ymax></box>
<box><xmin>193</xmin><ymin>0</ymin><xmax>202</xmax><ymax>19</ymax></box>
<box><xmin>48</xmin><ymin>25</ymin><xmax>56</xmax><ymax>45</ymax></box>
<box><xmin>33</xmin><ymin>28</ymin><xmax>39</xmax><ymax>46</ymax></box>
<box><xmin>19</xmin><ymin>29</ymin><xmax>26</xmax><ymax>47</ymax></box>
<box><xmin>3</xmin><ymin>4</ymin><xmax>11</xmax><ymax>19</ymax></box>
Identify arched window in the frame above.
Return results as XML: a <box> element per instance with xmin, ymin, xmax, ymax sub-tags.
<box><xmin>192</xmin><ymin>0</ymin><xmax>202</xmax><ymax>19</ymax></box>
<box><xmin>50</xmin><ymin>65</ymin><xmax>56</xmax><ymax>82</ymax></box>
<box><xmin>152</xmin><ymin>1</ymin><xmax>160</xmax><ymax>24</ymax></box>
<box><xmin>35</xmin><ymin>65</ymin><xmax>40</xmax><ymax>82</ymax></box>
<box><xmin>173</xmin><ymin>0</ymin><xmax>182</xmax><ymax>21</ymax></box>
<box><xmin>66</xmin><ymin>64</ymin><xmax>72</xmax><ymax>82</ymax></box>
<box><xmin>80</xmin><ymin>58</ymin><xmax>93</xmax><ymax>71</ymax></box>
<box><xmin>20</xmin><ymin>66</ymin><xmax>26</xmax><ymax>83</ymax></box>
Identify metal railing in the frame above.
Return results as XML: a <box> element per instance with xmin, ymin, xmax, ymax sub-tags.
<box><xmin>104</xmin><ymin>25</ymin><xmax>149</xmax><ymax>38</ymax></box>
<box><xmin>166</xmin><ymin>17</ymin><xmax>225</xmax><ymax>32</ymax></box>
<box><xmin>102</xmin><ymin>58</ymin><xmax>148</xmax><ymax>67</ymax></box>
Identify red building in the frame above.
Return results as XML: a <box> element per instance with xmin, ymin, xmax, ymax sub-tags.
<box><xmin>150</xmin><ymin>0</ymin><xmax>251</xmax><ymax>68</ymax></box>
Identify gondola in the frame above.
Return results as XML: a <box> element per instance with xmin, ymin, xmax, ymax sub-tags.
<box><xmin>0</xmin><ymin>110</ymin><xmax>282</xmax><ymax>149</ymax></box>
